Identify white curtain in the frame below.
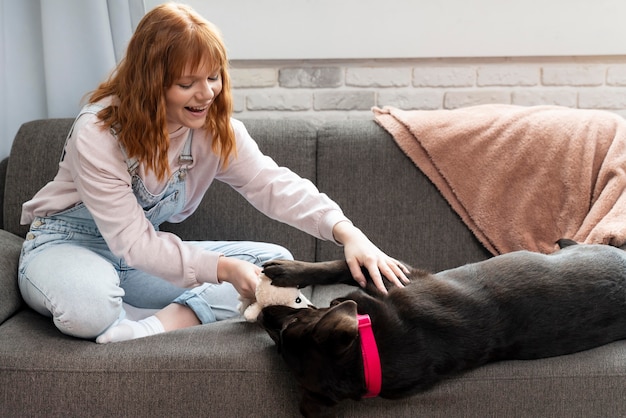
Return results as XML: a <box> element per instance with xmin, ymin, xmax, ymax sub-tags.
<box><xmin>0</xmin><ymin>0</ymin><xmax>145</xmax><ymax>159</ymax></box>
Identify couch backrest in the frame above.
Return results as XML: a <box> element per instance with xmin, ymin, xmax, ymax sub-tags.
<box><xmin>4</xmin><ymin>119</ymin><xmax>73</xmax><ymax>238</ymax></box>
<box><xmin>314</xmin><ymin>120</ymin><xmax>490</xmax><ymax>272</ymax></box>
<box><xmin>2</xmin><ymin>117</ymin><xmax>490</xmax><ymax>270</ymax></box>
<box><xmin>2</xmin><ymin>118</ymin><xmax>318</xmax><ymax>261</ymax></box>
<box><xmin>0</xmin><ymin>157</ymin><xmax>8</xmax><ymax>228</ymax></box>
<box><xmin>160</xmin><ymin>119</ymin><xmax>318</xmax><ymax>261</ymax></box>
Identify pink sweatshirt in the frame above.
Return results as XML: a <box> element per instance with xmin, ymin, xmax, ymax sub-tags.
<box><xmin>21</xmin><ymin>108</ymin><xmax>349</xmax><ymax>288</ymax></box>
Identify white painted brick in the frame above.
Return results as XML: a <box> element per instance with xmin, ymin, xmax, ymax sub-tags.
<box><xmin>246</xmin><ymin>91</ymin><xmax>312</xmax><ymax>111</ymax></box>
<box><xmin>512</xmin><ymin>89</ymin><xmax>577</xmax><ymax>107</ymax></box>
<box><xmin>377</xmin><ymin>90</ymin><xmax>442</xmax><ymax>110</ymax></box>
<box><xmin>413</xmin><ymin>67</ymin><xmax>475</xmax><ymax>87</ymax></box>
<box><xmin>228</xmin><ymin>59</ymin><xmax>626</xmax><ymax>121</ymax></box>
<box><xmin>541</xmin><ymin>65</ymin><xmax>605</xmax><ymax>86</ymax></box>
<box><xmin>607</xmin><ymin>65</ymin><xmax>626</xmax><ymax>86</ymax></box>
<box><xmin>345</xmin><ymin>67</ymin><xmax>411</xmax><ymax>87</ymax></box>
<box><xmin>229</xmin><ymin>68</ymin><xmax>276</xmax><ymax>88</ymax></box>
<box><xmin>279</xmin><ymin>67</ymin><xmax>342</xmax><ymax>88</ymax></box>
<box><xmin>578</xmin><ymin>89</ymin><xmax>626</xmax><ymax>109</ymax></box>
<box><xmin>314</xmin><ymin>91</ymin><xmax>375</xmax><ymax>110</ymax></box>
<box><xmin>444</xmin><ymin>90</ymin><xmax>511</xmax><ymax>109</ymax></box>
<box><xmin>477</xmin><ymin>65</ymin><xmax>538</xmax><ymax>86</ymax></box>
<box><xmin>232</xmin><ymin>91</ymin><xmax>246</xmax><ymax>113</ymax></box>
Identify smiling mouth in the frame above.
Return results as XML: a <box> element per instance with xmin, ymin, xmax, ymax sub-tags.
<box><xmin>185</xmin><ymin>105</ymin><xmax>208</xmax><ymax>113</ymax></box>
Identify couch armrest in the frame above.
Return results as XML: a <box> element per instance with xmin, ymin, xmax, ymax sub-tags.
<box><xmin>0</xmin><ymin>229</ymin><xmax>24</xmax><ymax>323</ymax></box>
<box><xmin>0</xmin><ymin>157</ymin><xmax>8</xmax><ymax>228</ymax></box>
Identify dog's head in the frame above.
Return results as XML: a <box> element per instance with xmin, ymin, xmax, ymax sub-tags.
<box><xmin>258</xmin><ymin>300</ymin><xmax>364</xmax><ymax>416</ymax></box>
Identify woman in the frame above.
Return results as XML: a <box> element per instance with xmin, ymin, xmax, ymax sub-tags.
<box><xmin>18</xmin><ymin>3</ymin><xmax>407</xmax><ymax>344</ymax></box>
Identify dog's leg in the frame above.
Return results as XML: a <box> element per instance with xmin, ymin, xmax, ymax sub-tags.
<box><xmin>263</xmin><ymin>259</ymin><xmax>358</xmax><ymax>288</ymax></box>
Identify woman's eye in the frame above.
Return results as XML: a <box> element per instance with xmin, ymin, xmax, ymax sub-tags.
<box><xmin>208</xmin><ymin>74</ymin><xmax>220</xmax><ymax>81</ymax></box>
<box><xmin>179</xmin><ymin>83</ymin><xmax>192</xmax><ymax>89</ymax></box>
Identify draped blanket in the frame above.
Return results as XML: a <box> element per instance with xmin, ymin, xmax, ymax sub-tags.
<box><xmin>373</xmin><ymin>104</ymin><xmax>626</xmax><ymax>255</ymax></box>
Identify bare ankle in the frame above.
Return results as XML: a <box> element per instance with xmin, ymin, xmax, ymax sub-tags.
<box><xmin>155</xmin><ymin>303</ymin><xmax>201</xmax><ymax>331</ymax></box>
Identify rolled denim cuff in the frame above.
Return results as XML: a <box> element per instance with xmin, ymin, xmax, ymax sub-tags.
<box><xmin>173</xmin><ymin>287</ymin><xmax>217</xmax><ymax>324</ymax></box>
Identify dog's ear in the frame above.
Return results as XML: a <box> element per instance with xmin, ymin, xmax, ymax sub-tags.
<box><xmin>312</xmin><ymin>300</ymin><xmax>359</xmax><ymax>353</ymax></box>
<box><xmin>258</xmin><ymin>305</ymin><xmax>300</xmax><ymax>345</ymax></box>
<box><xmin>329</xmin><ymin>297</ymin><xmax>350</xmax><ymax>307</ymax></box>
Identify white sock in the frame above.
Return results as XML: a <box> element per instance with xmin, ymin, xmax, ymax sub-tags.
<box><xmin>96</xmin><ymin>316</ymin><xmax>165</xmax><ymax>344</ymax></box>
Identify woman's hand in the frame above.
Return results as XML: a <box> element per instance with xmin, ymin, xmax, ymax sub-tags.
<box><xmin>332</xmin><ymin>221</ymin><xmax>410</xmax><ymax>294</ymax></box>
<box><xmin>216</xmin><ymin>256</ymin><xmax>261</xmax><ymax>299</ymax></box>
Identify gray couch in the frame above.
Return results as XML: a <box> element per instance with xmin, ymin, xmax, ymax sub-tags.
<box><xmin>1</xmin><ymin>117</ymin><xmax>625</xmax><ymax>417</ymax></box>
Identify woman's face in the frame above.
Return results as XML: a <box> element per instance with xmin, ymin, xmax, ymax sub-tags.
<box><xmin>165</xmin><ymin>61</ymin><xmax>222</xmax><ymax>132</ymax></box>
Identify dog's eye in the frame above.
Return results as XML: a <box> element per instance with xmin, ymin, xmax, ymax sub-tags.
<box><xmin>295</xmin><ymin>297</ymin><xmax>301</xmax><ymax>304</ymax></box>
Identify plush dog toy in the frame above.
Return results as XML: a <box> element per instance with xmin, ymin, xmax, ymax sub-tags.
<box><xmin>238</xmin><ymin>273</ymin><xmax>312</xmax><ymax>322</ymax></box>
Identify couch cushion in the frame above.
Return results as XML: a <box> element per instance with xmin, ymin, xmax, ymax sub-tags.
<box><xmin>0</xmin><ymin>310</ymin><xmax>303</xmax><ymax>416</ymax></box>
<box><xmin>316</xmin><ymin>120</ymin><xmax>490</xmax><ymax>272</ymax></box>
<box><xmin>3</xmin><ymin>309</ymin><xmax>626</xmax><ymax>417</ymax></box>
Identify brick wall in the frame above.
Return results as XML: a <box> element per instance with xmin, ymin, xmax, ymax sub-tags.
<box><xmin>230</xmin><ymin>57</ymin><xmax>626</xmax><ymax>121</ymax></box>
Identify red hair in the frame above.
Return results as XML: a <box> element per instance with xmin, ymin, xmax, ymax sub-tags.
<box><xmin>89</xmin><ymin>3</ymin><xmax>234</xmax><ymax>180</ymax></box>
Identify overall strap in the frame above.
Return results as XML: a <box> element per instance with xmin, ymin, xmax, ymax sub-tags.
<box><xmin>178</xmin><ymin>130</ymin><xmax>194</xmax><ymax>170</ymax></box>
<box><xmin>118</xmin><ymin>146</ymin><xmax>140</xmax><ymax>176</ymax></box>
<box><xmin>62</xmin><ymin>104</ymin><xmax>193</xmax><ymax>177</ymax></box>
<box><xmin>174</xmin><ymin>130</ymin><xmax>194</xmax><ymax>180</ymax></box>
<box><xmin>59</xmin><ymin>103</ymin><xmax>107</xmax><ymax>163</ymax></box>
<box><xmin>126</xmin><ymin>129</ymin><xmax>194</xmax><ymax>178</ymax></box>
<box><xmin>60</xmin><ymin>103</ymin><xmax>139</xmax><ymax>175</ymax></box>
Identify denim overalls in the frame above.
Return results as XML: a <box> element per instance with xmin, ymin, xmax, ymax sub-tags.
<box><xmin>18</xmin><ymin>104</ymin><xmax>292</xmax><ymax>339</ymax></box>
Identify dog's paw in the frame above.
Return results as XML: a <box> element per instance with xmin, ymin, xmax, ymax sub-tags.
<box><xmin>262</xmin><ymin>259</ymin><xmax>308</xmax><ymax>287</ymax></box>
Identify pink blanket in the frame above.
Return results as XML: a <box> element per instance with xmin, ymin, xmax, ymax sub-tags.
<box><xmin>373</xmin><ymin>104</ymin><xmax>626</xmax><ymax>255</ymax></box>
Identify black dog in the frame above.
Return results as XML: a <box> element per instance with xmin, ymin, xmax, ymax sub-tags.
<box><xmin>258</xmin><ymin>240</ymin><xmax>626</xmax><ymax>417</ymax></box>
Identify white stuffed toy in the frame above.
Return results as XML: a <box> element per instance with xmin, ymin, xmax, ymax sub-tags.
<box><xmin>238</xmin><ymin>273</ymin><xmax>313</xmax><ymax>322</ymax></box>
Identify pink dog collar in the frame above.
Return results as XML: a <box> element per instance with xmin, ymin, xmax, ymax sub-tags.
<box><xmin>357</xmin><ymin>314</ymin><xmax>382</xmax><ymax>398</ymax></box>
